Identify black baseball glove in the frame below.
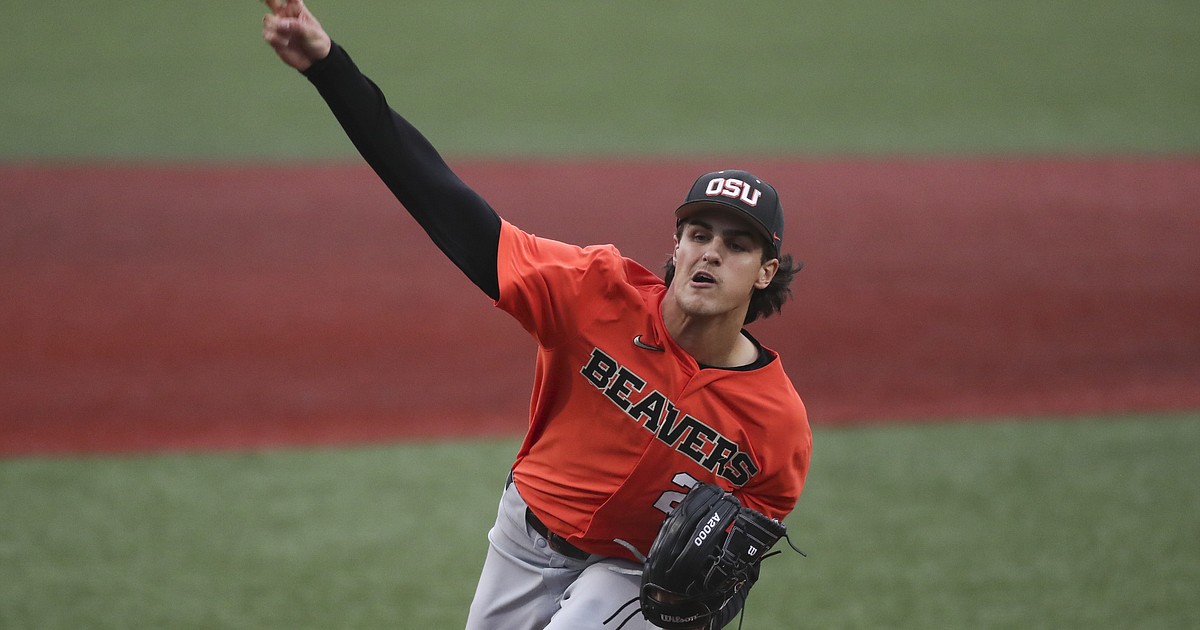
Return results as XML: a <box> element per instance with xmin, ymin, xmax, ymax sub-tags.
<box><xmin>636</xmin><ymin>483</ymin><xmax>794</xmax><ymax>629</ymax></box>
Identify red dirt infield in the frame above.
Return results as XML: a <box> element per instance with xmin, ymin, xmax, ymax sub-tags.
<box><xmin>2</xmin><ymin>158</ymin><xmax>1198</xmax><ymax>456</ymax></box>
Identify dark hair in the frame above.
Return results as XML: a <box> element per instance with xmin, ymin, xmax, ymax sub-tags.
<box><xmin>663</xmin><ymin>249</ymin><xmax>803</xmax><ymax>325</ymax></box>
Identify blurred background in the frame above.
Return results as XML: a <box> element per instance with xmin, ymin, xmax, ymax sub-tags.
<box><xmin>2</xmin><ymin>1</ymin><xmax>1198</xmax><ymax>628</ymax></box>
<box><xmin>3</xmin><ymin>2</ymin><xmax>1198</xmax><ymax>158</ymax></box>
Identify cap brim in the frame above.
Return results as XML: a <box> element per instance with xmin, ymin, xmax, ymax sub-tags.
<box><xmin>675</xmin><ymin>200</ymin><xmax>778</xmax><ymax>255</ymax></box>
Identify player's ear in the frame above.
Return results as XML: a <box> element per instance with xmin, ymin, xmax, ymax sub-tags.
<box><xmin>755</xmin><ymin>258</ymin><xmax>779</xmax><ymax>290</ymax></box>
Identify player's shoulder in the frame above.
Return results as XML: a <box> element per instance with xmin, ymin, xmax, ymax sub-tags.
<box><xmin>501</xmin><ymin>220</ymin><xmax>663</xmax><ymax>287</ymax></box>
<box><xmin>737</xmin><ymin>363</ymin><xmax>811</xmax><ymax>446</ymax></box>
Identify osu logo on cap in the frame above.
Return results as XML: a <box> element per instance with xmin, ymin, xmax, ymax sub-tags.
<box><xmin>705</xmin><ymin>177</ymin><xmax>761</xmax><ymax>207</ymax></box>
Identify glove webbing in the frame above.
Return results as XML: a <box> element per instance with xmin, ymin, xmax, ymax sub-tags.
<box><xmin>703</xmin><ymin>507</ymin><xmax>790</xmax><ymax>595</ymax></box>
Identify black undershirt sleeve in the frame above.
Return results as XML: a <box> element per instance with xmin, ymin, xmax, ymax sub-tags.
<box><xmin>302</xmin><ymin>43</ymin><xmax>502</xmax><ymax>300</ymax></box>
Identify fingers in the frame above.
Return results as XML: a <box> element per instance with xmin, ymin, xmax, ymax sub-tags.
<box><xmin>261</xmin><ymin>0</ymin><xmax>329</xmax><ymax>70</ymax></box>
<box><xmin>262</xmin><ymin>13</ymin><xmax>302</xmax><ymax>50</ymax></box>
<box><xmin>262</xmin><ymin>13</ymin><xmax>285</xmax><ymax>39</ymax></box>
<box><xmin>263</xmin><ymin>0</ymin><xmax>302</xmax><ymax>18</ymax></box>
<box><xmin>262</xmin><ymin>14</ymin><xmax>298</xmax><ymax>36</ymax></box>
<box><xmin>261</xmin><ymin>18</ymin><xmax>286</xmax><ymax>48</ymax></box>
<box><xmin>263</xmin><ymin>0</ymin><xmax>284</xmax><ymax>15</ymax></box>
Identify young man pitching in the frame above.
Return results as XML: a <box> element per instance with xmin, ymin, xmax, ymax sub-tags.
<box><xmin>262</xmin><ymin>2</ymin><xmax>811</xmax><ymax>627</ymax></box>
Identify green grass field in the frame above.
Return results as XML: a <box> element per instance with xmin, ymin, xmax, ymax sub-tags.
<box><xmin>2</xmin><ymin>413</ymin><xmax>1197</xmax><ymax>629</ymax></box>
<box><xmin>3</xmin><ymin>1</ymin><xmax>1198</xmax><ymax>158</ymax></box>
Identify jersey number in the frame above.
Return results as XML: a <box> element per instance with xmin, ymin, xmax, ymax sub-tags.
<box><xmin>653</xmin><ymin>472</ymin><xmax>700</xmax><ymax>515</ymax></box>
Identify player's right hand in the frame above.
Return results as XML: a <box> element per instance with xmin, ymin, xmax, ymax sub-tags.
<box><xmin>262</xmin><ymin>0</ymin><xmax>332</xmax><ymax>72</ymax></box>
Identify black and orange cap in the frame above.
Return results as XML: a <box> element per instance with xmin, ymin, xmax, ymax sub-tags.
<box><xmin>675</xmin><ymin>169</ymin><xmax>784</xmax><ymax>257</ymax></box>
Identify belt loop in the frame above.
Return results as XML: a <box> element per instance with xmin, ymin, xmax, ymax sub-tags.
<box><xmin>525</xmin><ymin>508</ymin><xmax>591</xmax><ymax>561</ymax></box>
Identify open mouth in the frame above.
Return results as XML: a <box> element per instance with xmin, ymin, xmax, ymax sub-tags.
<box><xmin>690</xmin><ymin>270</ymin><xmax>716</xmax><ymax>285</ymax></box>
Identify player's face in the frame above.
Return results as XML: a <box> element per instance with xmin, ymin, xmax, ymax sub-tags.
<box><xmin>669</xmin><ymin>210</ymin><xmax>779</xmax><ymax>321</ymax></box>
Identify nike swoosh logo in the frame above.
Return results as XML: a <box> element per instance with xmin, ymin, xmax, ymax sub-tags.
<box><xmin>632</xmin><ymin>335</ymin><xmax>665</xmax><ymax>352</ymax></box>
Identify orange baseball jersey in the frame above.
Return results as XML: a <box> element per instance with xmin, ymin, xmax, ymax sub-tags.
<box><xmin>495</xmin><ymin>220</ymin><xmax>812</xmax><ymax>561</ymax></box>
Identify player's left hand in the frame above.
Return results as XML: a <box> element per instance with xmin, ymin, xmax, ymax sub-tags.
<box><xmin>261</xmin><ymin>0</ymin><xmax>332</xmax><ymax>72</ymax></box>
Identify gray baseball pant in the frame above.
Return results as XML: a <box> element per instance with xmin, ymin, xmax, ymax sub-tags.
<box><xmin>464</xmin><ymin>478</ymin><xmax>655</xmax><ymax>629</ymax></box>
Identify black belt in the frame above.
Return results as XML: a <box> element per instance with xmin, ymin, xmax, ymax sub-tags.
<box><xmin>525</xmin><ymin>508</ymin><xmax>591</xmax><ymax>561</ymax></box>
<box><xmin>507</xmin><ymin>470</ymin><xmax>591</xmax><ymax>561</ymax></box>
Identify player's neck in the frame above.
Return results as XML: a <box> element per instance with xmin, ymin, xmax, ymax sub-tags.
<box><xmin>662</xmin><ymin>302</ymin><xmax>756</xmax><ymax>368</ymax></box>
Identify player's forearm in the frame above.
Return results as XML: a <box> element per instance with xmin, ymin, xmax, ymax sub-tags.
<box><xmin>302</xmin><ymin>43</ymin><xmax>502</xmax><ymax>299</ymax></box>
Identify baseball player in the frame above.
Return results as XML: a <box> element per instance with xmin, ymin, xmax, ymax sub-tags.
<box><xmin>261</xmin><ymin>2</ymin><xmax>811</xmax><ymax>628</ymax></box>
